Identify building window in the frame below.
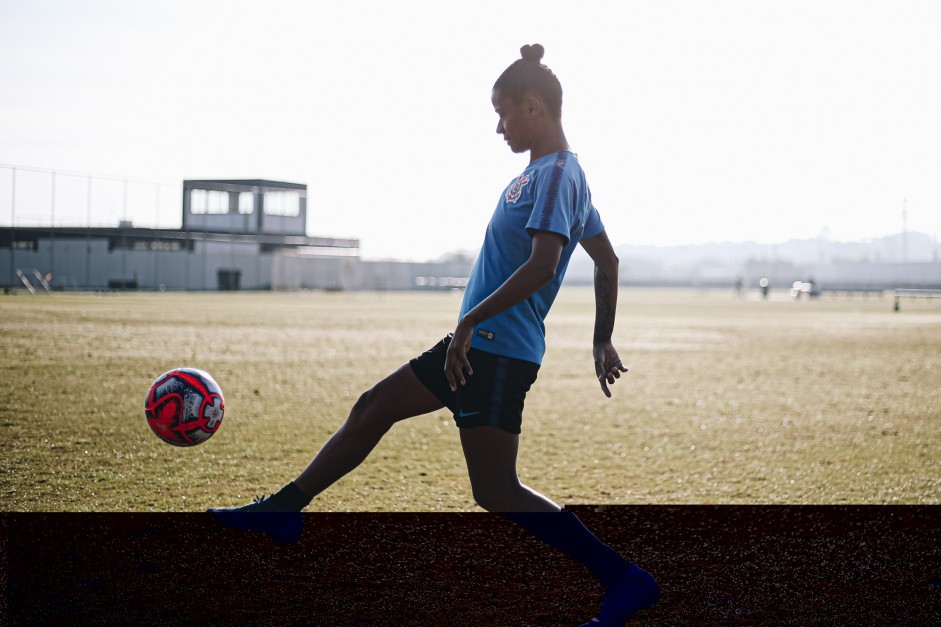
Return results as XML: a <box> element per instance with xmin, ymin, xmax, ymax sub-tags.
<box><xmin>238</xmin><ymin>192</ymin><xmax>254</xmax><ymax>214</ymax></box>
<box><xmin>190</xmin><ymin>189</ymin><xmax>229</xmax><ymax>214</ymax></box>
<box><xmin>264</xmin><ymin>191</ymin><xmax>300</xmax><ymax>217</ymax></box>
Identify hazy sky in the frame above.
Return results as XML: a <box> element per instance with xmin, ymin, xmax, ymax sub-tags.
<box><xmin>1</xmin><ymin>0</ymin><xmax>939</xmax><ymax>259</ymax></box>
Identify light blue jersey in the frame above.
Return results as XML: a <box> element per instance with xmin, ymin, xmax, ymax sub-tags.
<box><xmin>460</xmin><ymin>151</ymin><xmax>604</xmax><ymax>364</ymax></box>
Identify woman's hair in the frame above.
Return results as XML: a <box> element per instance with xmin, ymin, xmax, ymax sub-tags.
<box><xmin>493</xmin><ymin>44</ymin><xmax>563</xmax><ymax>119</ymax></box>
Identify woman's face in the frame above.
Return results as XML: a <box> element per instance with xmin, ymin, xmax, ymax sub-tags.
<box><xmin>492</xmin><ymin>88</ymin><xmax>535</xmax><ymax>154</ymax></box>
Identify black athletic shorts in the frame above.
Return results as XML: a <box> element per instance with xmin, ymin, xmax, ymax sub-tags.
<box><xmin>409</xmin><ymin>335</ymin><xmax>540</xmax><ymax>435</ymax></box>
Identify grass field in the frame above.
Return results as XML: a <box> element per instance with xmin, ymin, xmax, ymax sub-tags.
<box><xmin>1</xmin><ymin>287</ymin><xmax>939</xmax><ymax>511</ymax></box>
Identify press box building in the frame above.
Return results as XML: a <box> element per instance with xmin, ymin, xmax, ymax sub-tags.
<box><xmin>2</xmin><ymin>179</ymin><xmax>472</xmax><ymax>292</ymax></box>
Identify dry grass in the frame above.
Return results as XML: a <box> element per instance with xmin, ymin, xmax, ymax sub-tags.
<box><xmin>1</xmin><ymin>288</ymin><xmax>939</xmax><ymax>511</ymax></box>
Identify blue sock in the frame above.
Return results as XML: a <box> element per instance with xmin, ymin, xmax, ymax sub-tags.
<box><xmin>503</xmin><ymin>511</ymin><xmax>632</xmax><ymax>586</ymax></box>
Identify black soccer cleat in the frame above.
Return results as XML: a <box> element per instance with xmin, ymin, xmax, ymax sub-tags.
<box><xmin>208</xmin><ymin>494</ymin><xmax>304</xmax><ymax>545</ymax></box>
<box><xmin>580</xmin><ymin>563</ymin><xmax>660</xmax><ymax>626</ymax></box>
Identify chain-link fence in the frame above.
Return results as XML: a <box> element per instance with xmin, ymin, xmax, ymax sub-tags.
<box><xmin>0</xmin><ymin>164</ymin><xmax>180</xmax><ymax>230</ymax></box>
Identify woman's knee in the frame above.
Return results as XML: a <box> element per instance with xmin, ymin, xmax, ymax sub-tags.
<box><xmin>346</xmin><ymin>388</ymin><xmax>394</xmax><ymax>433</ymax></box>
<box><xmin>471</xmin><ymin>478</ymin><xmax>522</xmax><ymax>512</ymax></box>
<box><xmin>471</xmin><ymin>489</ymin><xmax>498</xmax><ymax>512</ymax></box>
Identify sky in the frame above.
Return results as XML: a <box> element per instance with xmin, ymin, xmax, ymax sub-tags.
<box><xmin>1</xmin><ymin>0</ymin><xmax>939</xmax><ymax>260</ymax></box>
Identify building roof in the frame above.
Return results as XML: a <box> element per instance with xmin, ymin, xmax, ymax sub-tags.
<box><xmin>183</xmin><ymin>179</ymin><xmax>306</xmax><ymax>191</ymax></box>
<box><xmin>0</xmin><ymin>225</ymin><xmax>358</xmax><ymax>249</ymax></box>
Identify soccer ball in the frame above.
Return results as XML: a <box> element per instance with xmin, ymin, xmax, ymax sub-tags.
<box><xmin>145</xmin><ymin>368</ymin><xmax>225</xmax><ymax>446</ymax></box>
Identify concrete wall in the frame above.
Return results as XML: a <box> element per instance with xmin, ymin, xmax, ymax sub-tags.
<box><xmin>2</xmin><ymin>235</ymin><xmax>472</xmax><ymax>292</ymax></box>
<box><xmin>181</xmin><ymin>240</ymin><xmax>271</xmax><ymax>290</ymax></box>
<box><xmin>3</xmin><ymin>237</ymin><xmax>274</xmax><ymax>290</ymax></box>
<box><xmin>361</xmin><ymin>259</ymin><xmax>472</xmax><ymax>291</ymax></box>
<box><xmin>271</xmin><ymin>254</ymin><xmax>360</xmax><ymax>290</ymax></box>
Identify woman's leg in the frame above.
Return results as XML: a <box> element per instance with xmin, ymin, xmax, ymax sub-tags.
<box><xmin>461</xmin><ymin>426</ymin><xmax>627</xmax><ymax>575</ymax></box>
<box><xmin>292</xmin><ymin>363</ymin><xmax>445</xmax><ymax>499</ymax></box>
<box><xmin>211</xmin><ymin>363</ymin><xmax>444</xmax><ymax>515</ymax></box>
<box><xmin>459</xmin><ymin>425</ymin><xmax>559</xmax><ymax>512</ymax></box>
<box><xmin>460</xmin><ymin>425</ymin><xmax>658</xmax><ymax>624</ymax></box>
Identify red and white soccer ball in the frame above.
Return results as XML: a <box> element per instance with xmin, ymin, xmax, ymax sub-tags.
<box><xmin>144</xmin><ymin>368</ymin><xmax>225</xmax><ymax>446</ymax></box>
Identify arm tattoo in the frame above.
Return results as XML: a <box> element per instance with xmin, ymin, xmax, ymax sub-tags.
<box><xmin>593</xmin><ymin>266</ymin><xmax>615</xmax><ymax>344</ymax></box>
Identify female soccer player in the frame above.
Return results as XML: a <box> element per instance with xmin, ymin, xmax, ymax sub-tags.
<box><xmin>212</xmin><ymin>44</ymin><xmax>658</xmax><ymax>625</ymax></box>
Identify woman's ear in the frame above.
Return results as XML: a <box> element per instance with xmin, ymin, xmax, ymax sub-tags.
<box><xmin>525</xmin><ymin>93</ymin><xmax>543</xmax><ymax>119</ymax></box>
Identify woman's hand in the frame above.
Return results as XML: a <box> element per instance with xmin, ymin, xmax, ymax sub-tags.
<box><xmin>593</xmin><ymin>341</ymin><xmax>629</xmax><ymax>398</ymax></box>
<box><xmin>445</xmin><ymin>318</ymin><xmax>476</xmax><ymax>392</ymax></box>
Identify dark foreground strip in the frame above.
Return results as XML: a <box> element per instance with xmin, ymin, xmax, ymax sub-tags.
<box><xmin>2</xmin><ymin>506</ymin><xmax>939</xmax><ymax>625</ymax></box>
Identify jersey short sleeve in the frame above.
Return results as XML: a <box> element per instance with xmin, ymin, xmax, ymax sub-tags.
<box><xmin>524</xmin><ymin>152</ymin><xmax>580</xmax><ymax>245</ymax></box>
<box><xmin>581</xmin><ymin>203</ymin><xmax>604</xmax><ymax>240</ymax></box>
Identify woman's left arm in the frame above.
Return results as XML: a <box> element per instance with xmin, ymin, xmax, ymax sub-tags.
<box><xmin>444</xmin><ymin>231</ymin><xmax>565</xmax><ymax>391</ymax></box>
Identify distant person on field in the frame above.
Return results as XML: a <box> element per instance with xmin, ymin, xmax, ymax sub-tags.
<box><xmin>210</xmin><ymin>44</ymin><xmax>658</xmax><ymax>626</ymax></box>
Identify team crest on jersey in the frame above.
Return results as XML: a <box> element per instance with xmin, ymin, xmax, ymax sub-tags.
<box><xmin>505</xmin><ymin>174</ymin><xmax>530</xmax><ymax>203</ymax></box>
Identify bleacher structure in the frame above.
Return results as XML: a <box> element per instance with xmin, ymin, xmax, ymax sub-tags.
<box><xmin>1</xmin><ymin>178</ymin><xmax>471</xmax><ymax>292</ymax></box>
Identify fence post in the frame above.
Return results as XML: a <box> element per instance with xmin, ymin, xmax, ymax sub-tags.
<box><xmin>50</xmin><ymin>171</ymin><xmax>56</xmax><ymax>287</ymax></box>
<box><xmin>9</xmin><ymin>167</ymin><xmax>15</xmax><ymax>288</ymax></box>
